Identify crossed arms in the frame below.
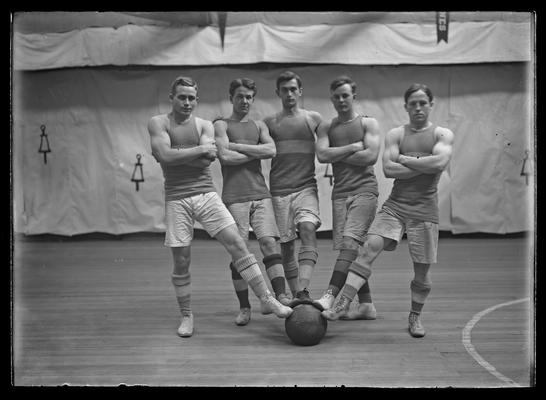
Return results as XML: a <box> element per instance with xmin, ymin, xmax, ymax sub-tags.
<box><xmin>214</xmin><ymin>120</ymin><xmax>276</xmax><ymax>165</ymax></box>
<box><xmin>382</xmin><ymin>126</ymin><xmax>454</xmax><ymax>179</ymax></box>
<box><xmin>315</xmin><ymin>117</ymin><xmax>381</xmax><ymax>167</ymax></box>
<box><xmin>148</xmin><ymin>115</ymin><xmax>217</xmax><ymax>168</ymax></box>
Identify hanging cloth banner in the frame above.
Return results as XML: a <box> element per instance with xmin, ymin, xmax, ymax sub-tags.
<box><xmin>218</xmin><ymin>12</ymin><xmax>228</xmax><ymax>50</ymax></box>
<box><xmin>436</xmin><ymin>11</ymin><xmax>449</xmax><ymax>43</ymax></box>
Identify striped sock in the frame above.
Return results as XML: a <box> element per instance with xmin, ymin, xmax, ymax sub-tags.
<box><xmin>230</xmin><ymin>262</ymin><xmax>250</xmax><ymax>309</ymax></box>
<box><xmin>171</xmin><ymin>273</ymin><xmax>191</xmax><ymax>316</ymax></box>
<box><xmin>357</xmin><ymin>280</ymin><xmax>373</xmax><ymax>304</ymax></box>
<box><xmin>328</xmin><ymin>249</ymin><xmax>358</xmax><ymax>297</ymax></box>
<box><xmin>298</xmin><ymin>245</ymin><xmax>318</xmax><ymax>289</ymax></box>
<box><xmin>282</xmin><ymin>256</ymin><xmax>300</xmax><ymax>296</ymax></box>
<box><xmin>341</xmin><ymin>272</ymin><xmax>366</xmax><ymax>302</ymax></box>
<box><xmin>410</xmin><ymin>280</ymin><xmax>431</xmax><ymax>314</ymax></box>
<box><xmin>263</xmin><ymin>254</ymin><xmax>286</xmax><ymax>297</ymax></box>
<box><xmin>233</xmin><ymin>254</ymin><xmax>269</xmax><ymax>298</ymax></box>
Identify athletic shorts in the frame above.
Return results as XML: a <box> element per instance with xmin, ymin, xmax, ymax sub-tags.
<box><xmin>368</xmin><ymin>208</ymin><xmax>439</xmax><ymax>264</ymax></box>
<box><xmin>332</xmin><ymin>192</ymin><xmax>378</xmax><ymax>250</ymax></box>
<box><xmin>272</xmin><ymin>187</ymin><xmax>321</xmax><ymax>243</ymax></box>
<box><xmin>164</xmin><ymin>192</ymin><xmax>235</xmax><ymax>247</ymax></box>
<box><xmin>227</xmin><ymin>198</ymin><xmax>280</xmax><ymax>241</ymax></box>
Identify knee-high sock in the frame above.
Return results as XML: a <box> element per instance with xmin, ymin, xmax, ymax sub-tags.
<box><xmin>298</xmin><ymin>245</ymin><xmax>318</xmax><ymax>289</ymax></box>
<box><xmin>347</xmin><ymin>258</ymin><xmax>373</xmax><ymax>304</ymax></box>
<box><xmin>233</xmin><ymin>254</ymin><xmax>269</xmax><ymax>298</ymax></box>
<box><xmin>410</xmin><ymin>279</ymin><xmax>431</xmax><ymax>314</ymax></box>
<box><xmin>171</xmin><ymin>273</ymin><xmax>191</xmax><ymax>316</ymax></box>
<box><xmin>357</xmin><ymin>280</ymin><xmax>373</xmax><ymax>304</ymax></box>
<box><xmin>328</xmin><ymin>249</ymin><xmax>358</xmax><ymax>297</ymax></box>
<box><xmin>340</xmin><ymin>260</ymin><xmax>373</xmax><ymax>303</ymax></box>
<box><xmin>282</xmin><ymin>256</ymin><xmax>300</xmax><ymax>296</ymax></box>
<box><xmin>263</xmin><ymin>254</ymin><xmax>286</xmax><ymax>297</ymax></box>
<box><xmin>230</xmin><ymin>262</ymin><xmax>250</xmax><ymax>309</ymax></box>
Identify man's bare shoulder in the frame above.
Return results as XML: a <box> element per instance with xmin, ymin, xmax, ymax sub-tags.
<box><xmin>213</xmin><ymin>118</ymin><xmax>228</xmax><ymax>129</ymax></box>
<box><xmin>148</xmin><ymin>114</ymin><xmax>169</xmax><ymax>132</ymax></box>
<box><xmin>361</xmin><ymin>115</ymin><xmax>379</xmax><ymax>128</ymax></box>
<box><xmin>435</xmin><ymin>125</ymin><xmax>454</xmax><ymax>138</ymax></box>
<box><xmin>386</xmin><ymin>125</ymin><xmax>405</xmax><ymax>140</ymax></box>
<box><xmin>195</xmin><ymin>116</ymin><xmax>213</xmax><ymax>130</ymax></box>
<box><xmin>149</xmin><ymin>113</ymin><xmax>168</xmax><ymax>124</ymax></box>
<box><xmin>263</xmin><ymin>114</ymin><xmax>277</xmax><ymax>125</ymax></box>
<box><xmin>318</xmin><ymin>118</ymin><xmax>333</xmax><ymax>131</ymax></box>
<box><xmin>254</xmin><ymin>119</ymin><xmax>268</xmax><ymax>130</ymax></box>
<box><xmin>305</xmin><ymin>110</ymin><xmax>322</xmax><ymax>123</ymax></box>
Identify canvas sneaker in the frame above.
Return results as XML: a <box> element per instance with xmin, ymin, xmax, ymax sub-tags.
<box><xmin>340</xmin><ymin>302</ymin><xmax>377</xmax><ymax>320</ymax></box>
<box><xmin>235</xmin><ymin>307</ymin><xmax>251</xmax><ymax>326</ymax></box>
<box><xmin>177</xmin><ymin>313</ymin><xmax>194</xmax><ymax>337</ymax></box>
<box><xmin>260</xmin><ymin>292</ymin><xmax>294</xmax><ymax>318</ymax></box>
<box><xmin>408</xmin><ymin>312</ymin><xmax>426</xmax><ymax>338</ymax></box>
<box><xmin>321</xmin><ymin>295</ymin><xmax>351</xmax><ymax>321</ymax></box>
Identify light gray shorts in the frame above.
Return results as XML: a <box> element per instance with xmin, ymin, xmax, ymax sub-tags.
<box><xmin>272</xmin><ymin>187</ymin><xmax>321</xmax><ymax>243</ymax></box>
<box><xmin>368</xmin><ymin>208</ymin><xmax>439</xmax><ymax>264</ymax></box>
<box><xmin>164</xmin><ymin>192</ymin><xmax>235</xmax><ymax>247</ymax></box>
<box><xmin>332</xmin><ymin>192</ymin><xmax>378</xmax><ymax>250</ymax></box>
<box><xmin>227</xmin><ymin>198</ymin><xmax>280</xmax><ymax>241</ymax></box>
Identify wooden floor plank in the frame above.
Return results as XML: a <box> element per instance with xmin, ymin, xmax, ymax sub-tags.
<box><xmin>12</xmin><ymin>236</ymin><xmax>533</xmax><ymax>387</ymax></box>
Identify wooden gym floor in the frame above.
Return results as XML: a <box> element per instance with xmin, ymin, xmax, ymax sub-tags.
<box><xmin>12</xmin><ymin>233</ymin><xmax>534</xmax><ymax>387</ymax></box>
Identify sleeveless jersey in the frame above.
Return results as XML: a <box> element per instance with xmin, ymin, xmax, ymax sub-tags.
<box><xmin>220</xmin><ymin>119</ymin><xmax>271</xmax><ymax>204</ymax></box>
<box><xmin>328</xmin><ymin>115</ymin><xmax>378</xmax><ymax>200</ymax></box>
<box><xmin>161</xmin><ymin>115</ymin><xmax>216</xmax><ymax>201</ymax></box>
<box><xmin>267</xmin><ymin>110</ymin><xmax>317</xmax><ymax>196</ymax></box>
<box><xmin>382</xmin><ymin>124</ymin><xmax>442</xmax><ymax>223</ymax></box>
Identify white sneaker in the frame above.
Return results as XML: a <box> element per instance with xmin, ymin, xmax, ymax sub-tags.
<box><xmin>408</xmin><ymin>312</ymin><xmax>426</xmax><ymax>338</ymax></box>
<box><xmin>260</xmin><ymin>292</ymin><xmax>294</xmax><ymax>318</ymax></box>
<box><xmin>177</xmin><ymin>313</ymin><xmax>194</xmax><ymax>337</ymax></box>
<box><xmin>321</xmin><ymin>295</ymin><xmax>351</xmax><ymax>321</ymax></box>
<box><xmin>235</xmin><ymin>308</ymin><xmax>251</xmax><ymax>326</ymax></box>
<box><xmin>340</xmin><ymin>302</ymin><xmax>377</xmax><ymax>320</ymax></box>
<box><xmin>316</xmin><ymin>289</ymin><xmax>336</xmax><ymax>310</ymax></box>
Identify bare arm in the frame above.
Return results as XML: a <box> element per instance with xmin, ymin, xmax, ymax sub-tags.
<box><xmin>192</xmin><ymin>118</ymin><xmax>218</xmax><ymax>167</ymax></box>
<box><xmin>382</xmin><ymin>127</ymin><xmax>422</xmax><ymax>179</ymax></box>
<box><xmin>148</xmin><ymin>115</ymin><xmax>215</xmax><ymax>166</ymax></box>
<box><xmin>342</xmin><ymin>117</ymin><xmax>381</xmax><ymax>167</ymax></box>
<box><xmin>397</xmin><ymin>127</ymin><xmax>454</xmax><ymax>174</ymax></box>
<box><xmin>228</xmin><ymin>120</ymin><xmax>276</xmax><ymax>159</ymax></box>
<box><xmin>315</xmin><ymin>120</ymin><xmax>363</xmax><ymax>163</ymax></box>
<box><xmin>214</xmin><ymin>120</ymin><xmax>252</xmax><ymax>166</ymax></box>
<box><xmin>307</xmin><ymin>110</ymin><xmax>323</xmax><ymax>134</ymax></box>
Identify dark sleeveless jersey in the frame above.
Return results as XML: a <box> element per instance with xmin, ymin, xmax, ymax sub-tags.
<box><xmin>220</xmin><ymin>119</ymin><xmax>271</xmax><ymax>204</ymax></box>
<box><xmin>267</xmin><ymin>110</ymin><xmax>317</xmax><ymax>196</ymax></box>
<box><xmin>383</xmin><ymin>124</ymin><xmax>442</xmax><ymax>223</ymax></box>
<box><xmin>328</xmin><ymin>115</ymin><xmax>378</xmax><ymax>200</ymax></box>
<box><xmin>161</xmin><ymin>115</ymin><xmax>216</xmax><ymax>201</ymax></box>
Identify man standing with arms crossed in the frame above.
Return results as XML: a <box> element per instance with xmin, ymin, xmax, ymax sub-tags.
<box><xmin>315</xmin><ymin>76</ymin><xmax>381</xmax><ymax>320</ymax></box>
<box><xmin>214</xmin><ymin>78</ymin><xmax>291</xmax><ymax>326</ymax></box>
<box><xmin>148</xmin><ymin>76</ymin><xmax>292</xmax><ymax>338</ymax></box>
<box><xmin>264</xmin><ymin>71</ymin><xmax>323</xmax><ymax>305</ymax></box>
<box><xmin>322</xmin><ymin>83</ymin><xmax>454</xmax><ymax>338</ymax></box>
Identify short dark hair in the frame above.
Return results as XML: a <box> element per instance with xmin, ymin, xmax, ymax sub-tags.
<box><xmin>276</xmin><ymin>71</ymin><xmax>302</xmax><ymax>90</ymax></box>
<box><xmin>330</xmin><ymin>75</ymin><xmax>356</xmax><ymax>93</ymax></box>
<box><xmin>229</xmin><ymin>78</ymin><xmax>257</xmax><ymax>97</ymax></box>
<box><xmin>404</xmin><ymin>83</ymin><xmax>433</xmax><ymax>103</ymax></box>
<box><xmin>170</xmin><ymin>76</ymin><xmax>198</xmax><ymax>96</ymax></box>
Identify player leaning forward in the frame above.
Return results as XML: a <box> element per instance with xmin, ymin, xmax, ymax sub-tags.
<box><xmin>148</xmin><ymin>76</ymin><xmax>293</xmax><ymax>338</ymax></box>
<box><xmin>322</xmin><ymin>83</ymin><xmax>454</xmax><ymax>338</ymax></box>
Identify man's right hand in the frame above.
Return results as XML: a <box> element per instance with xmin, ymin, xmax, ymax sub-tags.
<box><xmin>201</xmin><ymin>142</ymin><xmax>218</xmax><ymax>160</ymax></box>
<box><xmin>352</xmin><ymin>141</ymin><xmax>365</xmax><ymax>152</ymax></box>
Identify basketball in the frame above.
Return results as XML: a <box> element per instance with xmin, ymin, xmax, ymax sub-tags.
<box><xmin>285</xmin><ymin>303</ymin><xmax>328</xmax><ymax>346</ymax></box>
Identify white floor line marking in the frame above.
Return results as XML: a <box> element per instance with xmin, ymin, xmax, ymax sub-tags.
<box><xmin>462</xmin><ymin>297</ymin><xmax>529</xmax><ymax>387</ymax></box>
